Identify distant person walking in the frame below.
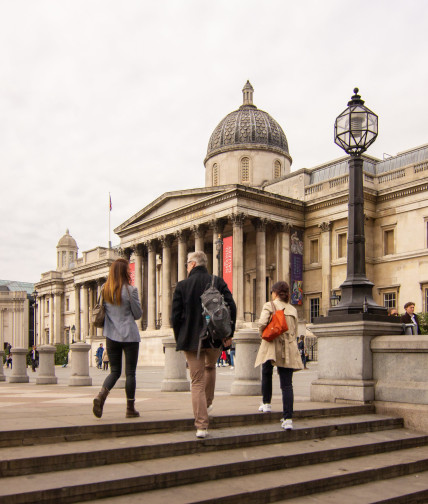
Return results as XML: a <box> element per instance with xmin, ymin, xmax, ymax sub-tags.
<box><xmin>102</xmin><ymin>348</ymin><xmax>109</xmax><ymax>371</ymax></box>
<box><xmin>255</xmin><ymin>281</ymin><xmax>303</xmax><ymax>430</ymax></box>
<box><xmin>95</xmin><ymin>343</ymin><xmax>104</xmax><ymax>369</ymax></box>
<box><xmin>172</xmin><ymin>251</ymin><xmax>236</xmax><ymax>439</ymax></box>
<box><xmin>92</xmin><ymin>258</ymin><xmax>143</xmax><ymax>419</ymax></box>
<box><xmin>30</xmin><ymin>345</ymin><xmax>39</xmax><ymax>372</ymax></box>
<box><xmin>297</xmin><ymin>335</ymin><xmax>307</xmax><ymax>369</ymax></box>
<box><xmin>400</xmin><ymin>301</ymin><xmax>421</xmax><ymax>334</ymax></box>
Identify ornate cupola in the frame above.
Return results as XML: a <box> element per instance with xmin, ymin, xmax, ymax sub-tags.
<box><xmin>204</xmin><ymin>82</ymin><xmax>292</xmax><ymax>188</ymax></box>
<box><xmin>56</xmin><ymin>229</ymin><xmax>78</xmax><ymax>271</ymax></box>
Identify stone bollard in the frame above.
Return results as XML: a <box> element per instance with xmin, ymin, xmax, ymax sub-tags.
<box><xmin>36</xmin><ymin>345</ymin><xmax>58</xmax><ymax>385</ymax></box>
<box><xmin>68</xmin><ymin>343</ymin><xmax>92</xmax><ymax>386</ymax></box>
<box><xmin>161</xmin><ymin>336</ymin><xmax>190</xmax><ymax>392</ymax></box>
<box><xmin>231</xmin><ymin>329</ymin><xmax>261</xmax><ymax>395</ymax></box>
<box><xmin>0</xmin><ymin>350</ymin><xmax>5</xmax><ymax>382</ymax></box>
<box><xmin>8</xmin><ymin>348</ymin><xmax>29</xmax><ymax>383</ymax></box>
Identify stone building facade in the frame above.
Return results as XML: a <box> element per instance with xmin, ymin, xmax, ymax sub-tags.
<box><xmin>35</xmin><ymin>230</ymin><xmax>120</xmax><ymax>355</ymax></box>
<box><xmin>35</xmin><ymin>82</ymin><xmax>428</xmax><ymax>366</ymax></box>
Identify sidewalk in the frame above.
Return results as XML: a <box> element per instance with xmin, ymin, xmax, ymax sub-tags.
<box><xmin>0</xmin><ymin>362</ymin><xmax>318</xmax><ymax>432</ymax></box>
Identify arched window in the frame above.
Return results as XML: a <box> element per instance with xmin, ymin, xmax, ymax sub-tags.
<box><xmin>274</xmin><ymin>160</ymin><xmax>281</xmax><ymax>178</ymax></box>
<box><xmin>213</xmin><ymin>163</ymin><xmax>219</xmax><ymax>186</ymax></box>
<box><xmin>241</xmin><ymin>157</ymin><xmax>250</xmax><ymax>183</ymax></box>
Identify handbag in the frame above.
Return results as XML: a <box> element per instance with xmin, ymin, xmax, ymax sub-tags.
<box><xmin>92</xmin><ymin>290</ymin><xmax>105</xmax><ymax>328</ymax></box>
<box><xmin>262</xmin><ymin>301</ymin><xmax>288</xmax><ymax>342</ymax></box>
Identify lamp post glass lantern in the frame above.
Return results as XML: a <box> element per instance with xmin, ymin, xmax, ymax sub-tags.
<box><xmin>328</xmin><ymin>88</ymin><xmax>386</xmax><ymax>317</ymax></box>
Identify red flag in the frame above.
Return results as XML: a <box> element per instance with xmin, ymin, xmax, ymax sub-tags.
<box><xmin>109</xmin><ymin>194</ymin><xmax>112</xmax><ymax>211</ymax></box>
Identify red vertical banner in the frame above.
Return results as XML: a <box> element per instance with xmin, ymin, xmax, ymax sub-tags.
<box><xmin>223</xmin><ymin>236</ymin><xmax>233</xmax><ymax>293</ymax></box>
<box><xmin>129</xmin><ymin>262</ymin><xmax>135</xmax><ymax>286</ymax></box>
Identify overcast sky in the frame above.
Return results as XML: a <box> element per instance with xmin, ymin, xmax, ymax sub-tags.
<box><xmin>1</xmin><ymin>0</ymin><xmax>427</xmax><ymax>283</ymax></box>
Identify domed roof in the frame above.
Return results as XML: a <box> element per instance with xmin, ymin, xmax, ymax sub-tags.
<box><xmin>57</xmin><ymin>229</ymin><xmax>78</xmax><ymax>249</ymax></box>
<box><xmin>206</xmin><ymin>81</ymin><xmax>290</xmax><ymax>162</ymax></box>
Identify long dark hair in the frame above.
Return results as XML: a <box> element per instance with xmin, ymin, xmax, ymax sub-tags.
<box><xmin>271</xmin><ymin>281</ymin><xmax>289</xmax><ymax>303</ymax></box>
<box><xmin>103</xmin><ymin>258</ymin><xmax>131</xmax><ymax>305</ymax></box>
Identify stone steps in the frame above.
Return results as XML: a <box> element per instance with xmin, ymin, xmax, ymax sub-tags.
<box><xmin>1</xmin><ymin>406</ymin><xmax>427</xmax><ymax>504</ymax></box>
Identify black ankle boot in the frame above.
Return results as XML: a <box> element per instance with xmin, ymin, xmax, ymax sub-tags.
<box><xmin>126</xmin><ymin>399</ymin><xmax>140</xmax><ymax>418</ymax></box>
<box><xmin>93</xmin><ymin>387</ymin><xmax>109</xmax><ymax>418</ymax></box>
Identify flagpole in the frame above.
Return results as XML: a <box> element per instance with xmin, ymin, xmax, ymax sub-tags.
<box><xmin>108</xmin><ymin>192</ymin><xmax>112</xmax><ymax>249</ymax></box>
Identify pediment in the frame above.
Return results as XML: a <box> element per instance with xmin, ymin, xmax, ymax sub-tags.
<box><xmin>115</xmin><ymin>186</ymin><xmax>232</xmax><ymax>235</ymax></box>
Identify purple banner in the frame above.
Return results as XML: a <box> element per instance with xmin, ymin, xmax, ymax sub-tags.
<box><xmin>290</xmin><ymin>229</ymin><xmax>303</xmax><ymax>305</ymax></box>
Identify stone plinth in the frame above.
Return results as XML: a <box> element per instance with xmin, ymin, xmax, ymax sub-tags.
<box><xmin>36</xmin><ymin>345</ymin><xmax>58</xmax><ymax>385</ymax></box>
<box><xmin>310</xmin><ymin>318</ymin><xmax>403</xmax><ymax>404</ymax></box>
<box><xmin>161</xmin><ymin>336</ymin><xmax>190</xmax><ymax>392</ymax></box>
<box><xmin>0</xmin><ymin>351</ymin><xmax>5</xmax><ymax>382</ymax></box>
<box><xmin>231</xmin><ymin>329</ymin><xmax>261</xmax><ymax>396</ymax></box>
<box><xmin>8</xmin><ymin>348</ymin><xmax>29</xmax><ymax>383</ymax></box>
<box><xmin>68</xmin><ymin>343</ymin><xmax>92</xmax><ymax>386</ymax></box>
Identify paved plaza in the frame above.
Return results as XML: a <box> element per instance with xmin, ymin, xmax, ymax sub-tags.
<box><xmin>0</xmin><ymin>362</ymin><xmax>318</xmax><ymax>432</ymax></box>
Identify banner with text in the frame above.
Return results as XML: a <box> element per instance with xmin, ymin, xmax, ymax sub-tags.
<box><xmin>223</xmin><ymin>236</ymin><xmax>233</xmax><ymax>293</ymax></box>
<box><xmin>129</xmin><ymin>262</ymin><xmax>135</xmax><ymax>286</ymax></box>
<box><xmin>290</xmin><ymin>228</ymin><xmax>303</xmax><ymax>305</ymax></box>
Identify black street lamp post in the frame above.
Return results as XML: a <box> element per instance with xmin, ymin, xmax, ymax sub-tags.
<box><xmin>328</xmin><ymin>88</ymin><xmax>387</xmax><ymax>317</ymax></box>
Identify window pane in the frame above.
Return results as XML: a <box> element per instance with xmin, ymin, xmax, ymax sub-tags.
<box><xmin>383</xmin><ymin>292</ymin><xmax>396</xmax><ymax>308</ymax></box>
<box><xmin>310</xmin><ymin>239</ymin><xmax>319</xmax><ymax>263</ymax></box>
<box><xmin>310</xmin><ymin>298</ymin><xmax>320</xmax><ymax>322</ymax></box>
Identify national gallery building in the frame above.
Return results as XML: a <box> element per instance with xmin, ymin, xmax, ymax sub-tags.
<box><xmin>35</xmin><ymin>82</ymin><xmax>428</xmax><ymax>365</ymax></box>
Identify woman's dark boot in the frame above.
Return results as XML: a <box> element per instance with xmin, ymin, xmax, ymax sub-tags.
<box><xmin>126</xmin><ymin>399</ymin><xmax>140</xmax><ymax>418</ymax></box>
<box><xmin>93</xmin><ymin>387</ymin><xmax>109</xmax><ymax>418</ymax></box>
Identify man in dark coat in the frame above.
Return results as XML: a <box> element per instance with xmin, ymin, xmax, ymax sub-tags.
<box><xmin>171</xmin><ymin>251</ymin><xmax>236</xmax><ymax>438</ymax></box>
<box><xmin>400</xmin><ymin>301</ymin><xmax>421</xmax><ymax>334</ymax></box>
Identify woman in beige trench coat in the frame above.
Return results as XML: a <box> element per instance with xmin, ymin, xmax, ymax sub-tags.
<box><xmin>254</xmin><ymin>281</ymin><xmax>303</xmax><ymax>430</ymax></box>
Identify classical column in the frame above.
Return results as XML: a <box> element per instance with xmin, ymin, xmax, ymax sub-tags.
<box><xmin>49</xmin><ymin>294</ymin><xmax>54</xmax><ymax>345</ymax></box>
<box><xmin>54</xmin><ymin>292</ymin><xmax>62</xmax><ymax>344</ymax></box>
<box><xmin>96</xmin><ymin>279</ymin><xmax>104</xmax><ymax>337</ymax></box>
<box><xmin>192</xmin><ymin>224</ymin><xmax>206</xmax><ymax>252</ymax></box>
<box><xmin>211</xmin><ymin>219</ymin><xmax>226</xmax><ymax>277</ymax></box>
<box><xmin>161</xmin><ymin>236</ymin><xmax>173</xmax><ymax>329</ymax></box>
<box><xmin>253</xmin><ymin>218</ymin><xmax>268</xmax><ymax>318</ymax></box>
<box><xmin>82</xmin><ymin>284</ymin><xmax>89</xmax><ymax>340</ymax></box>
<box><xmin>142</xmin><ymin>248</ymin><xmax>148</xmax><ymax>329</ymax></box>
<box><xmin>146</xmin><ymin>241</ymin><xmax>157</xmax><ymax>330</ymax></box>
<box><xmin>319</xmin><ymin>221</ymin><xmax>332</xmax><ymax>316</ymax></box>
<box><xmin>176</xmin><ymin>230</ymin><xmax>188</xmax><ymax>282</ymax></box>
<box><xmin>39</xmin><ymin>295</ymin><xmax>45</xmax><ymax>344</ymax></box>
<box><xmin>74</xmin><ymin>284</ymin><xmax>81</xmax><ymax>341</ymax></box>
<box><xmin>133</xmin><ymin>245</ymin><xmax>144</xmax><ymax>330</ymax></box>
<box><xmin>231</xmin><ymin>213</ymin><xmax>246</xmax><ymax>324</ymax></box>
<box><xmin>277</xmin><ymin>222</ymin><xmax>291</xmax><ymax>284</ymax></box>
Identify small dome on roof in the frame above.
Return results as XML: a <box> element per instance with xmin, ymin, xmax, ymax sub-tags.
<box><xmin>57</xmin><ymin>229</ymin><xmax>78</xmax><ymax>249</ymax></box>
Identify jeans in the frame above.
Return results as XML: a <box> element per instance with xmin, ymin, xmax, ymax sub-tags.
<box><xmin>261</xmin><ymin>360</ymin><xmax>294</xmax><ymax>419</ymax></box>
<box><xmin>102</xmin><ymin>338</ymin><xmax>139</xmax><ymax>399</ymax></box>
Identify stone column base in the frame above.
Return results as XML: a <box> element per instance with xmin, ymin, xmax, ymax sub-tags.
<box><xmin>311</xmin><ymin>378</ymin><xmax>376</xmax><ymax>404</ymax></box>
<box><xmin>69</xmin><ymin>343</ymin><xmax>92</xmax><ymax>387</ymax></box>
<box><xmin>161</xmin><ymin>336</ymin><xmax>190</xmax><ymax>392</ymax></box>
<box><xmin>8</xmin><ymin>348</ymin><xmax>29</xmax><ymax>383</ymax></box>
<box><xmin>0</xmin><ymin>351</ymin><xmax>5</xmax><ymax>382</ymax></box>
<box><xmin>231</xmin><ymin>329</ymin><xmax>261</xmax><ymax>396</ymax></box>
<box><xmin>375</xmin><ymin>401</ymin><xmax>428</xmax><ymax>433</ymax></box>
<box><xmin>36</xmin><ymin>345</ymin><xmax>58</xmax><ymax>385</ymax></box>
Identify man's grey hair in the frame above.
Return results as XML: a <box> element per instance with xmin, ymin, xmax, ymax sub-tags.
<box><xmin>188</xmin><ymin>251</ymin><xmax>207</xmax><ymax>267</ymax></box>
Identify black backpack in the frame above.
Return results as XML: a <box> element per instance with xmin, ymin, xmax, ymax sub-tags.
<box><xmin>197</xmin><ymin>275</ymin><xmax>232</xmax><ymax>357</ymax></box>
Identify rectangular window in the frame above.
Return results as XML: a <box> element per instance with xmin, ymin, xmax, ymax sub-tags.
<box><xmin>66</xmin><ymin>297</ymin><xmax>70</xmax><ymax>311</ymax></box>
<box><xmin>46</xmin><ymin>299</ymin><xmax>49</xmax><ymax>313</ymax></box>
<box><xmin>337</xmin><ymin>233</ymin><xmax>347</xmax><ymax>258</ymax></box>
<box><xmin>425</xmin><ymin>288</ymin><xmax>428</xmax><ymax>313</ymax></box>
<box><xmin>383</xmin><ymin>292</ymin><xmax>396</xmax><ymax>309</ymax></box>
<box><xmin>310</xmin><ymin>298</ymin><xmax>320</xmax><ymax>322</ymax></box>
<box><xmin>384</xmin><ymin>229</ymin><xmax>394</xmax><ymax>255</ymax></box>
<box><xmin>310</xmin><ymin>239</ymin><xmax>319</xmax><ymax>264</ymax></box>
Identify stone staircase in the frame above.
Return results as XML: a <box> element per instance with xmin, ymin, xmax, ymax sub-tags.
<box><xmin>1</xmin><ymin>405</ymin><xmax>428</xmax><ymax>504</ymax></box>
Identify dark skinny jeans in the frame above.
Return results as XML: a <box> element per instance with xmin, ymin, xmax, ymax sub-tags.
<box><xmin>102</xmin><ymin>338</ymin><xmax>139</xmax><ymax>399</ymax></box>
<box><xmin>261</xmin><ymin>360</ymin><xmax>294</xmax><ymax>419</ymax></box>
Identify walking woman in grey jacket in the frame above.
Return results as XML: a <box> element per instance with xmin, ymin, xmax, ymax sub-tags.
<box><xmin>93</xmin><ymin>258</ymin><xmax>143</xmax><ymax>419</ymax></box>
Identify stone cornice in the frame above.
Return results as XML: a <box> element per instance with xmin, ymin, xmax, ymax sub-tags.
<box><xmin>377</xmin><ymin>181</ymin><xmax>428</xmax><ymax>203</ymax></box>
<box><xmin>204</xmin><ymin>143</ymin><xmax>292</xmax><ymax>165</ymax></box>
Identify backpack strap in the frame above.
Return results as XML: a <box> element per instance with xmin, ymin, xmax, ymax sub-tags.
<box><xmin>211</xmin><ymin>275</ymin><xmax>216</xmax><ymax>288</ymax></box>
